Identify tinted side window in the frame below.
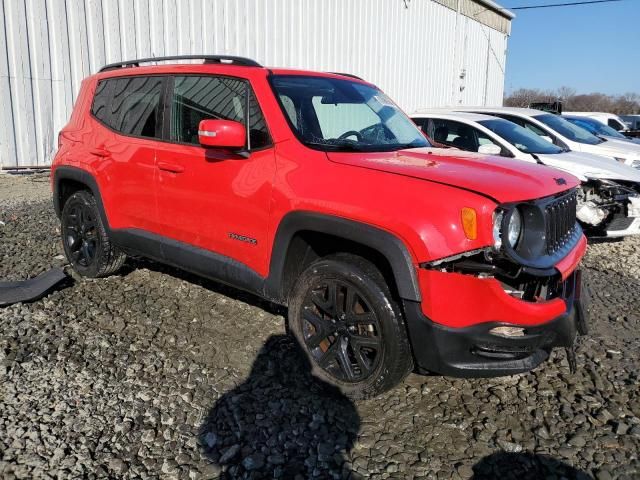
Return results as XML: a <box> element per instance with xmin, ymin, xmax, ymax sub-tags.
<box><xmin>171</xmin><ymin>76</ymin><xmax>271</xmax><ymax>149</ymax></box>
<box><xmin>608</xmin><ymin>119</ymin><xmax>624</xmax><ymax>131</ymax></box>
<box><xmin>91</xmin><ymin>76</ymin><xmax>163</xmax><ymax>138</ymax></box>
<box><xmin>412</xmin><ymin>117</ymin><xmax>427</xmax><ymax>132</ymax></box>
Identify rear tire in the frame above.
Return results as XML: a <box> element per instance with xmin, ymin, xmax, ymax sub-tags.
<box><xmin>288</xmin><ymin>254</ymin><xmax>413</xmax><ymax>400</ymax></box>
<box><xmin>61</xmin><ymin>190</ymin><xmax>126</xmax><ymax>278</ymax></box>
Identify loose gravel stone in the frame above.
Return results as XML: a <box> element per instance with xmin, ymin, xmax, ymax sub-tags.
<box><xmin>1</xmin><ymin>175</ymin><xmax>639</xmax><ymax>479</ymax></box>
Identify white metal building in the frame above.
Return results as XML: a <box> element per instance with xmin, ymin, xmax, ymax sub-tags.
<box><xmin>0</xmin><ymin>0</ymin><xmax>513</xmax><ymax>168</ymax></box>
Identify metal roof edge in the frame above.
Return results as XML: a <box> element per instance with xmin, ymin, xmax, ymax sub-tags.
<box><xmin>474</xmin><ymin>0</ymin><xmax>516</xmax><ymax>20</ymax></box>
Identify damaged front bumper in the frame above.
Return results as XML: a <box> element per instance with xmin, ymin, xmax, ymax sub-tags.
<box><xmin>605</xmin><ymin>197</ymin><xmax>640</xmax><ymax>237</ymax></box>
<box><xmin>577</xmin><ymin>180</ymin><xmax>640</xmax><ymax>238</ymax></box>
<box><xmin>405</xmin><ymin>237</ymin><xmax>588</xmax><ymax>377</ymax></box>
<box><xmin>404</xmin><ymin>269</ymin><xmax>588</xmax><ymax>377</ymax></box>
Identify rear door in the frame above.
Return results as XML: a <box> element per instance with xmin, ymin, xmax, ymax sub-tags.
<box><xmin>90</xmin><ymin>75</ymin><xmax>164</xmax><ymax>232</ymax></box>
<box><xmin>154</xmin><ymin>74</ymin><xmax>275</xmax><ymax>275</ymax></box>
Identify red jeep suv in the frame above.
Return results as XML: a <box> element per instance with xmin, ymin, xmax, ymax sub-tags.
<box><xmin>52</xmin><ymin>56</ymin><xmax>588</xmax><ymax>399</ymax></box>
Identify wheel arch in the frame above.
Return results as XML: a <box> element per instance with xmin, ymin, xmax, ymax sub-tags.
<box><xmin>53</xmin><ymin>166</ymin><xmax>110</xmax><ymax>230</ymax></box>
<box><xmin>264</xmin><ymin>211</ymin><xmax>421</xmax><ymax>304</ymax></box>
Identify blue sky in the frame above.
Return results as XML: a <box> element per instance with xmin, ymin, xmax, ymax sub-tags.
<box><xmin>504</xmin><ymin>0</ymin><xmax>640</xmax><ymax>95</ymax></box>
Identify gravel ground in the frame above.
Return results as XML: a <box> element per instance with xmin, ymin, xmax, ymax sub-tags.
<box><xmin>1</xmin><ymin>174</ymin><xmax>639</xmax><ymax>480</ymax></box>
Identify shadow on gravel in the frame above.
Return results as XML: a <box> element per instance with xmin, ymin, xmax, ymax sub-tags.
<box><xmin>198</xmin><ymin>334</ymin><xmax>360</xmax><ymax>479</ymax></box>
<box><xmin>472</xmin><ymin>452</ymin><xmax>593</xmax><ymax>480</ymax></box>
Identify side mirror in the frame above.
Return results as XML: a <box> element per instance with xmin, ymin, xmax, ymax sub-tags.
<box><xmin>198</xmin><ymin>119</ymin><xmax>246</xmax><ymax>149</ymax></box>
<box><xmin>477</xmin><ymin>143</ymin><xmax>501</xmax><ymax>155</ymax></box>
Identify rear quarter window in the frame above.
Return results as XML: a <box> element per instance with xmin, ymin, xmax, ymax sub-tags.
<box><xmin>91</xmin><ymin>76</ymin><xmax>163</xmax><ymax>139</ymax></box>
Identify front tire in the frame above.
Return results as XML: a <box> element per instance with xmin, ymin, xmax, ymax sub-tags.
<box><xmin>61</xmin><ymin>190</ymin><xmax>126</xmax><ymax>277</ymax></box>
<box><xmin>288</xmin><ymin>254</ymin><xmax>413</xmax><ymax>400</ymax></box>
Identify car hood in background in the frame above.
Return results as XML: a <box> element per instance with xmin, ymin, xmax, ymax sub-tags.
<box><xmin>327</xmin><ymin>148</ymin><xmax>579</xmax><ymax>204</ymax></box>
<box><xmin>537</xmin><ymin>150</ymin><xmax>640</xmax><ymax>183</ymax></box>
<box><xmin>602</xmin><ymin>135</ymin><xmax>640</xmax><ymax>145</ymax></box>
<box><xmin>573</xmin><ymin>138</ymin><xmax>640</xmax><ymax>164</ymax></box>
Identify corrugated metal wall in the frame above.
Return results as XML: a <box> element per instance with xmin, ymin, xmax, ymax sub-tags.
<box><xmin>0</xmin><ymin>0</ymin><xmax>509</xmax><ymax>167</ymax></box>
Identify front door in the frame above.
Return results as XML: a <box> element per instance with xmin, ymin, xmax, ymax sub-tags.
<box><xmin>154</xmin><ymin>75</ymin><xmax>275</xmax><ymax>276</ymax></box>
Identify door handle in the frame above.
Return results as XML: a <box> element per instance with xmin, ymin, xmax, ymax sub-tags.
<box><xmin>157</xmin><ymin>161</ymin><xmax>185</xmax><ymax>173</ymax></box>
<box><xmin>89</xmin><ymin>147</ymin><xmax>110</xmax><ymax>157</ymax></box>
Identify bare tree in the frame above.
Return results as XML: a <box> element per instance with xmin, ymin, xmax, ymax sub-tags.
<box><xmin>504</xmin><ymin>88</ymin><xmax>640</xmax><ymax>115</ymax></box>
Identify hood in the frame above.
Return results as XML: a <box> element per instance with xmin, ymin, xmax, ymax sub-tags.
<box><xmin>602</xmin><ymin>135</ymin><xmax>640</xmax><ymax>146</ymax></box>
<box><xmin>577</xmin><ymin>139</ymin><xmax>640</xmax><ymax>162</ymax></box>
<box><xmin>327</xmin><ymin>148</ymin><xmax>580</xmax><ymax>204</ymax></box>
<box><xmin>536</xmin><ymin>150</ymin><xmax>640</xmax><ymax>183</ymax></box>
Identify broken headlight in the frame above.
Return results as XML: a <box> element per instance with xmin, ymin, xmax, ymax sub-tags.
<box><xmin>493</xmin><ymin>210</ymin><xmax>504</xmax><ymax>250</ymax></box>
<box><xmin>493</xmin><ymin>208</ymin><xmax>523</xmax><ymax>251</ymax></box>
<box><xmin>507</xmin><ymin>208</ymin><xmax>523</xmax><ymax>248</ymax></box>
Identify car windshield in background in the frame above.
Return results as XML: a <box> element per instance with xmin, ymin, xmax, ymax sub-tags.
<box><xmin>565</xmin><ymin>117</ymin><xmax>627</xmax><ymax>139</ymax></box>
<box><xmin>478</xmin><ymin>118</ymin><xmax>564</xmax><ymax>155</ymax></box>
<box><xmin>534</xmin><ymin>113</ymin><xmax>603</xmax><ymax>145</ymax></box>
<box><xmin>270</xmin><ymin>75</ymin><xmax>429</xmax><ymax>152</ymax></box>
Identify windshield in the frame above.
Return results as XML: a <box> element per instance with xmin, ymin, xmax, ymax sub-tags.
<box><xmin>478</xmin><ymin>118</ymin><xmax>564</xmax><ymax>155</ymax></box>
<box><xmin>533</xmin><ymin>113</ymin><xmax>603</xmax><ymax>145</ymax></box>
<box><xmin>565</xmin><ymin>117</ymin><xmax>627</xmax><ymax>139</ymax></box>
<box><xmin>270</xmin><ymin>75</ymin><xmax>429</xmax><ymax>152</ymax></box>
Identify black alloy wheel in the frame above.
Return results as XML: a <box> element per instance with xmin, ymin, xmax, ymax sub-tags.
<box><xmin>63</xmin><ymin>200</ymin><xmax>99</xmax><ymax>268</ymax></box>
<box><xmin>288</xmin><ymin>254</ymin><xmax>413</xmax><ymax>399</ymax></box>
<box><xmin>300</xmin><ymin>278</ymin><xmax>383</xmax><ymax>383</ymax></box>
<box><xmin>60</xmin><ymin>190</ymin><xmax>126</xmax><ymax>277</ymax></box>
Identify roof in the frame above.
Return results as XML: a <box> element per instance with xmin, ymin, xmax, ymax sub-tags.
<box><xmin>411</xmin><ymin>110</ymin><xmax>499</xmax><ymax>123</ymax></box>
<box><xmin>95</xmin><ymin>57</ymin><xmax>370</xmax><ymax>84</ymax></box>
<box><xmin>454</xmin><ymin>106</ymin><xmax>547</xmax><ymax>117</ymax></box>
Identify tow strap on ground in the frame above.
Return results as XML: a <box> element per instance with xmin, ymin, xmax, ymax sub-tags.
<box><xmin>0</xmin><ymin>268</ymin><xmax>67</xmax><ymax>307</ymax></box>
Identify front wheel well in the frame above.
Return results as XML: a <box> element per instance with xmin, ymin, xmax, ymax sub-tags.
<box><xmin>279</xmin><ymin>231</ymin><xmax>400</xmax><ymax>305</ymax></box>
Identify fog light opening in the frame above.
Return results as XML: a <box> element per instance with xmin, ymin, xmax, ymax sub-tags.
<box><xmin>489</xmin><ymin>326</ymin><xmax>526</xmax><ymax>338</ymax></box>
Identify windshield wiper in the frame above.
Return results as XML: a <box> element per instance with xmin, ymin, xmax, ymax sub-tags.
<box><xmin>375</xmin><ymin>141</ymin><xmax>427</xmax><ymax>152</ymax></box>
<box><xmin>529</xmin><ymin>153</ymin><xmax>545</xmax><ymax>165</ymax></box>
<box><xmin>303</xmin><ymin>141</ymin><xmax>366</xmax><ymax>151</ymax></box>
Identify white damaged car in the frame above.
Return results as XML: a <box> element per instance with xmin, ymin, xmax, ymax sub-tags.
<box><xmin>452</xmin><ymin>107</ymin><xmax>640</xmax><ymax>170</ymax></box>
<box><xmin>412</xmin><ymin>111</ymin><xmax>640</xmax><ymax>238</ymax></box>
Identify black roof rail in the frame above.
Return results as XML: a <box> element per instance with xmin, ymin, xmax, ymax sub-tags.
<box><xmin>328</xmin><ymin>72</ymin><xmax>364</xmax><ymax>80</ymax></box>
<box><xmin>99</xmin><ymin>55</ymin><xmax>262</xmax><ymax>73</ymax></box>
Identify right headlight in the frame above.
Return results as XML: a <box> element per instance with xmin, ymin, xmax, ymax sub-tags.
<box><xmin>632</xmin><ymin>159</ymin><xmax>640</xmax><ymax>169</ymax></box>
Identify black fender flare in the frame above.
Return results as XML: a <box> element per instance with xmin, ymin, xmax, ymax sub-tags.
<box><xmin>52</xmin><ymin>166</ymin><xmax>111</xmax><ymax>230</ymax></box>
<box><xmin>264</xmin><ymin>211</ymin><xmax>421</xmax><ymax>303</ymax></box>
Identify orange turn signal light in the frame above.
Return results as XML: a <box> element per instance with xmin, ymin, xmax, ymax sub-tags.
<box><xmin>461</xmin><ymin>207</ymin><xmax>478</xmax><ymax>240</ymax></box>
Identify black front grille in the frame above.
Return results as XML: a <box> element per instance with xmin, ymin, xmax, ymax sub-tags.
<box><xmin>545</xmin><ymin>191</ymin><xmax>577</xmax><ymax>254</ymax></box>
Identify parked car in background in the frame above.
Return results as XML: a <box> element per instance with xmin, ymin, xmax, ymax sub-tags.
<box><xmin>564</xmin><ymin>115</ymin><xmax>640</xmax><ymax>145</ymax></box>
<box><xmin>621</xmin><ymin>115</ymin><xmax>640</xmax><ymax>130</ymax></box>
<box><xmin>453</xmin><ymin>107</ymin><xmax>640</xmax><ymax>170</ymax></box>
<box><xmin>412</xmin><ymin>111</ymin><xmax>640</xmax><ymax>237</ymax></box>
<box><xmin>52</xmin><ymin>56</ymin><xmax>588</xmax><ymax>398</ymax></box>
<box><xmin>564</xmin><ymin>112</ymin><xmax>629</xmax><ymax>132</ymax></box>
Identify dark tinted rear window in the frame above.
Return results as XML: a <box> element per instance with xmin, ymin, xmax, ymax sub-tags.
<box><xmin>91</xmin><ymin>76</ymin><xmax>163</xmax><ymax>139</ymax></box>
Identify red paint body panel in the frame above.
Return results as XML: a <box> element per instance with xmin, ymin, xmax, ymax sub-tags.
<box><xmin>51</xmin><ymin>62</ymin><xmax>588</xmax><ymax>331</ymax></box>
<box><xmin>327</xmin><ymin>149</ymin><xmax>580</xmax><ymax>204</ymax></box>
<box><xmin>154</xmin><ymin>144</ymin><xmax>275</xmax><ymax>276</ymax></box>
<box><xmin>417</xmin><ymin>269</ymin><xmax>568</xmax><ymax>328</ymax></box>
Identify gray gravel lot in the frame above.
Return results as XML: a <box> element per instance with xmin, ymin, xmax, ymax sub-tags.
<box><xmin>1</xmin><ymin>174</ymin><xmax>639</xmax><ymax>480</ymax></box>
